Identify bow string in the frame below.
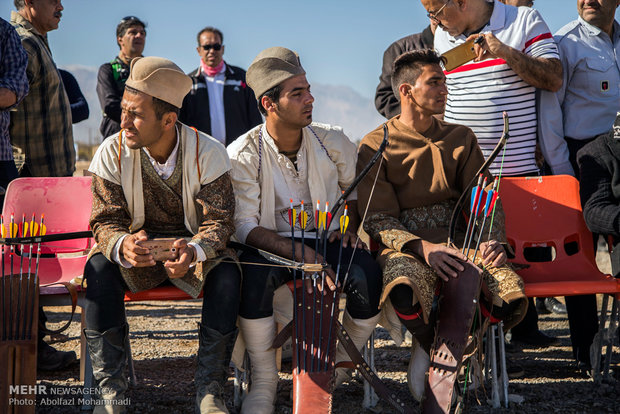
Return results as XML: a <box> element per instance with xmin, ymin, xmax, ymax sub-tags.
<box><xmin>447</xmin><ymin>112</ymin><xmax>510</xmax><ymax>247</ymax></box>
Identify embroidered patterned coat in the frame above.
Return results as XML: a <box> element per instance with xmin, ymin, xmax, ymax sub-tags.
<box><xmin>89</xmin><ymin>132</ymin><xmax>236</xmax><ymax>298</ymax></box>
<box><xmin>357</xmin><ymin>117</ymin><xmax>526</xmax><ymax>328</ymax></box>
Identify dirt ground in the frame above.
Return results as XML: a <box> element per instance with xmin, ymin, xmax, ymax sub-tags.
<box><xmin>31</xmin><ymin>248</ymin><xmax>619</xmax><ymax>413</ymax></box>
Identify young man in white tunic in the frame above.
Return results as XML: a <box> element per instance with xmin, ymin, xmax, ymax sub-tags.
<box><xmin>227</xmin><ymin>47</ymin><xmax>382</xmax><ymax>414</ymax></box>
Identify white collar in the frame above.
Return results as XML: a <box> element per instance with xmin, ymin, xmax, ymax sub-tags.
<box><xmin>142</xmin><ymin>127</ymin><xmax>180</xmax><ymax>178</ymax></box>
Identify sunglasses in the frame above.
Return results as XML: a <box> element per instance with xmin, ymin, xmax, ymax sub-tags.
<box><xmin>201</xmin><ymin>43</ymin><xmax>223</xmax><ymax>51</ymax></box>
<box><xmin>120</xmin><ymin>15</ymin><xmax>141</xmax><ymax>23</ymax></box>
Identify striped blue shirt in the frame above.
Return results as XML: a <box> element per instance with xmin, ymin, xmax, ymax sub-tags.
<box><xmin>0</xmin><ymin>17</ymin><xmax>29</xmax><ymax>161</ymax></box>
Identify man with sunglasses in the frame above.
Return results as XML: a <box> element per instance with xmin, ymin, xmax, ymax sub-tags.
<box><xmin>180</xmin><ymin>27</ymin><xmax>262</xmax><ymax>146</ymax></box>
<box><xmin>96</xmin><ymin>15</ymin><xmax>146</xmax><ymax>139</ymax></box>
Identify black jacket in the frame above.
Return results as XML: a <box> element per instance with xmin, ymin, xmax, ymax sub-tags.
<box><xmin>59</xmin><ymin>69</ymin><xmax>89</xmax><ymax>124</ymax></box>
<box><xmin>374</xmin><ymin>26</ymin><xmax>434</xmax><ymax>119</ymax></box>
<box><xmin>578</xmin><ymin>128</ymin><xmax>620</xmax><ymax>238</ymax></box>
<box><xmin>180</xmin><ymin>64</ymin><xmax>262</xmax><ymax>146</ymax></box>
<box><xmin>96</xmin><ymin>57</ymin><xmax>130</xmax><ymax>139</ymax></box>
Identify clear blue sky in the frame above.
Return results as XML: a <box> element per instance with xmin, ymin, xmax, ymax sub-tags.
<box><xmin>2</xmin><ymin>0</ymin><xmax>617</xmax><ymax>99</ymax></box>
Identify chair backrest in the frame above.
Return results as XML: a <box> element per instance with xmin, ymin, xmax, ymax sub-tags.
<box><xmin>2</xmin><ymin>177</ymin><xmax>93</xmax><ymax>253</ymax></box>
<box><xmin>500</xmin><ymin>175</ymin><xmax>608</xmax><ymax>286</ymax></box>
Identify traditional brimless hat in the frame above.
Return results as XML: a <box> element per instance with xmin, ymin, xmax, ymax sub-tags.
<box><xmin>246</xmin><ymin>47</ymin><xmax>306</xmax><ymax>99</ymax></box>
<box><xmin>125</xmin><ymin>56</ymin><xmax>192</xmax><ymax>108</ymax></box>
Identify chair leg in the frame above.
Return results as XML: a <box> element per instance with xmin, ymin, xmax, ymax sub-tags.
<box><xmin>369</xmin><ymin>331</ymin><xmax>378</xmax><ymax>408</ymax></box>
<box><xmin>489</xmin><ymin>325</ymin><xmax>500</xmax><ymax>408</ymax></box>
<box><xmin>80</xmin><ymin>309</ymin><xmax>93</xmax><ymax>412</ymax></box>
<box><xmin>592</xmin><ymin>294</ymin><xmax>610</xmax><ymax>383</ymax></box>
<box><xmin>233</xmin><ymin>351</ymin><xmax>250</xmax><ymax>411</ymax></box>
<box><xmin>82</xmin><ymin>342</ymin><xmax>94</xmax><ymax>412</ymax></box>
<box><xmin>484</xmin><ymin>327</ymin><xmax>491</xmax><ymax>381</ymax></box>
<box><xmin>80</xmin><ymin>309</ymin><xmax>86</xmax><ymax>383</ymax></box>
<box><xmin>497</xmin><ymin>322</ymin><xmax>509</xmax><ymax>408</ymax></box>
<box><xmin>602</xmin><ymin>298</ymin><xmax>619</xmax><ymax>381</ymax></box>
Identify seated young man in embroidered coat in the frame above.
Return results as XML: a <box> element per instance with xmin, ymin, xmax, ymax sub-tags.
<box><xmin>85</xmin><ymin>56</ymin><xmax>239</xmax><ymax>414</ymax></box>
<box><xmin>226</xmin><ymin>47</ymin><xmax>382</xmax><ymax>414</ymax></box>
<box><xmin>357</xmin><ymin>50</ymin><xmax>527</xmax><ymax>406</ymax></box>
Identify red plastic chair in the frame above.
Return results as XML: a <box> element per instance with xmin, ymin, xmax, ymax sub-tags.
<box><xmin>124</xmin><ymin>286</ymin><xmax>200</xmax><ymax>301</ymax></box>
<box><xmin>500</xmin><ymin>175</ymin><xmax>619</xmax><ymax>382</ymax></box>
<box><xmin>500</xmin><ymin>175</ymin><xmax>617</xmax><ymax>296</ymax></box>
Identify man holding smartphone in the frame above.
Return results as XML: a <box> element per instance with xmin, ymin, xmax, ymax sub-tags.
<box><xmin>85</xmin><ymin>56</ymin><xmax>240</xmax><ymax>413</ymax></box>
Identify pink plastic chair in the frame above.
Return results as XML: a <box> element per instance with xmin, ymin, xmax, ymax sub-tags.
<box><xmin>2</xmin><ymin>176</ymin><xmax>93</xmax><ymax>286</ymax></box>
<box><xmin>1</xmin><ymin>177</ymin><xmax>93</xmax><ymax>410</ymax></box>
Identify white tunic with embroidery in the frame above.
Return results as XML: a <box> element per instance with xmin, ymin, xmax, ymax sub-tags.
<box><xmin>227</xmin><ymin>122</ymin><xmax>358</xmax><ymax>242</ymax></box>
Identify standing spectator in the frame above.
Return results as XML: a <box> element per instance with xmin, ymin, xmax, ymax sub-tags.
<box><xmin>578</xmin><ymin>115</ymin><xmax>620</xmax><ymax>277</ymax></box>
<box><xmin>539</xmin><ymin>0</ymin><xmax>620</xmax><ymax>374</ymax></box>
<box><xmin>374</xmin><ymin>20</ymin><xmax>436</xmax><ymax>119</ymax></box>
<box><xmin>0</xmin><ymin>16</ymin><xmax>28</xmax><ymax>201</ymax></box>
<box><xmin>10</xmin><ymin>0</ymin><xmax>75</xmax><ymax>178</ymax></box>
<box><xmin>10</xmin><ymin>0</ymin><xmax>77</xmax><ymax>371</ymax></box>
<box><xmin>425</xmin><ymin>0</ymin><xmax>562</xmax><ymax>176</ymax></box>
<box><xmin>180</xmin><ymin>27</ymin><xmax>262</xmax><ymax>146</ymax></box>
<box><xmin>59</xmin><ymin>69</ymin><xmax>89</xmax><ymax>124</ymax></box>
<box><xmin>96</xmin><ymin>16</ymin><xmax>146</xmax><ymax>139</ymax></box>
<box><xmin>499</xmin><ymin>0</ymin><xmax>570</xmax><ymax>346</ymax></box>
<box><xmin>423</xmin><ymin>0</ymin><xmax>563</xmax><ymax>348</ymax></box>
<box><xmin>501</xmin><ymin>0</ymin><xmax>568</xmax><ymax>319</ymax></box>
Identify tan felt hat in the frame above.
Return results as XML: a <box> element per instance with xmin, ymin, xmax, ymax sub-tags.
<box><xmin>125</xmin><ymin>56</ymin><xmax>192</xmax><ymax>108</ymax></box>
<box><xmin>246</xmin><ymin>47</ymin><xmax>306</xmax><ymax>99</ymax></box>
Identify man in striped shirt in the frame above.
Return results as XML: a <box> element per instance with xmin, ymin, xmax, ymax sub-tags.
<box><xmin>422</xmin><ymin>0</ymin><xmax>562</xmax><ymax>176</ymax></box>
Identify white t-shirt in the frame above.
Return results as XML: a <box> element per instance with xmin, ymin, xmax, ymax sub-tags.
<box><xmin>204</xmin><ymin>64</ymin><xmax>227</xmax><ymax>145</ymax></box>
<box><xmin>434</xmin><ymin>0</ymin><xmax>559</xmax><ymax>176</ymax></box>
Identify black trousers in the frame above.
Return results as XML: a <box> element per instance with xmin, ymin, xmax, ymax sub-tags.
<box><xmin>84</xmin><ymin>253</ymin><xmax>241</xmax><ymax>335</ymax></box>
<box><xmin>238</xmin><ymin>239</ymin><xmax>382</xmax><ymax>320</ymax></box>
<box><xmin>564</xmin><ymin>136</ymin><xmax>599</xmax><ymax>365</ymax></box>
